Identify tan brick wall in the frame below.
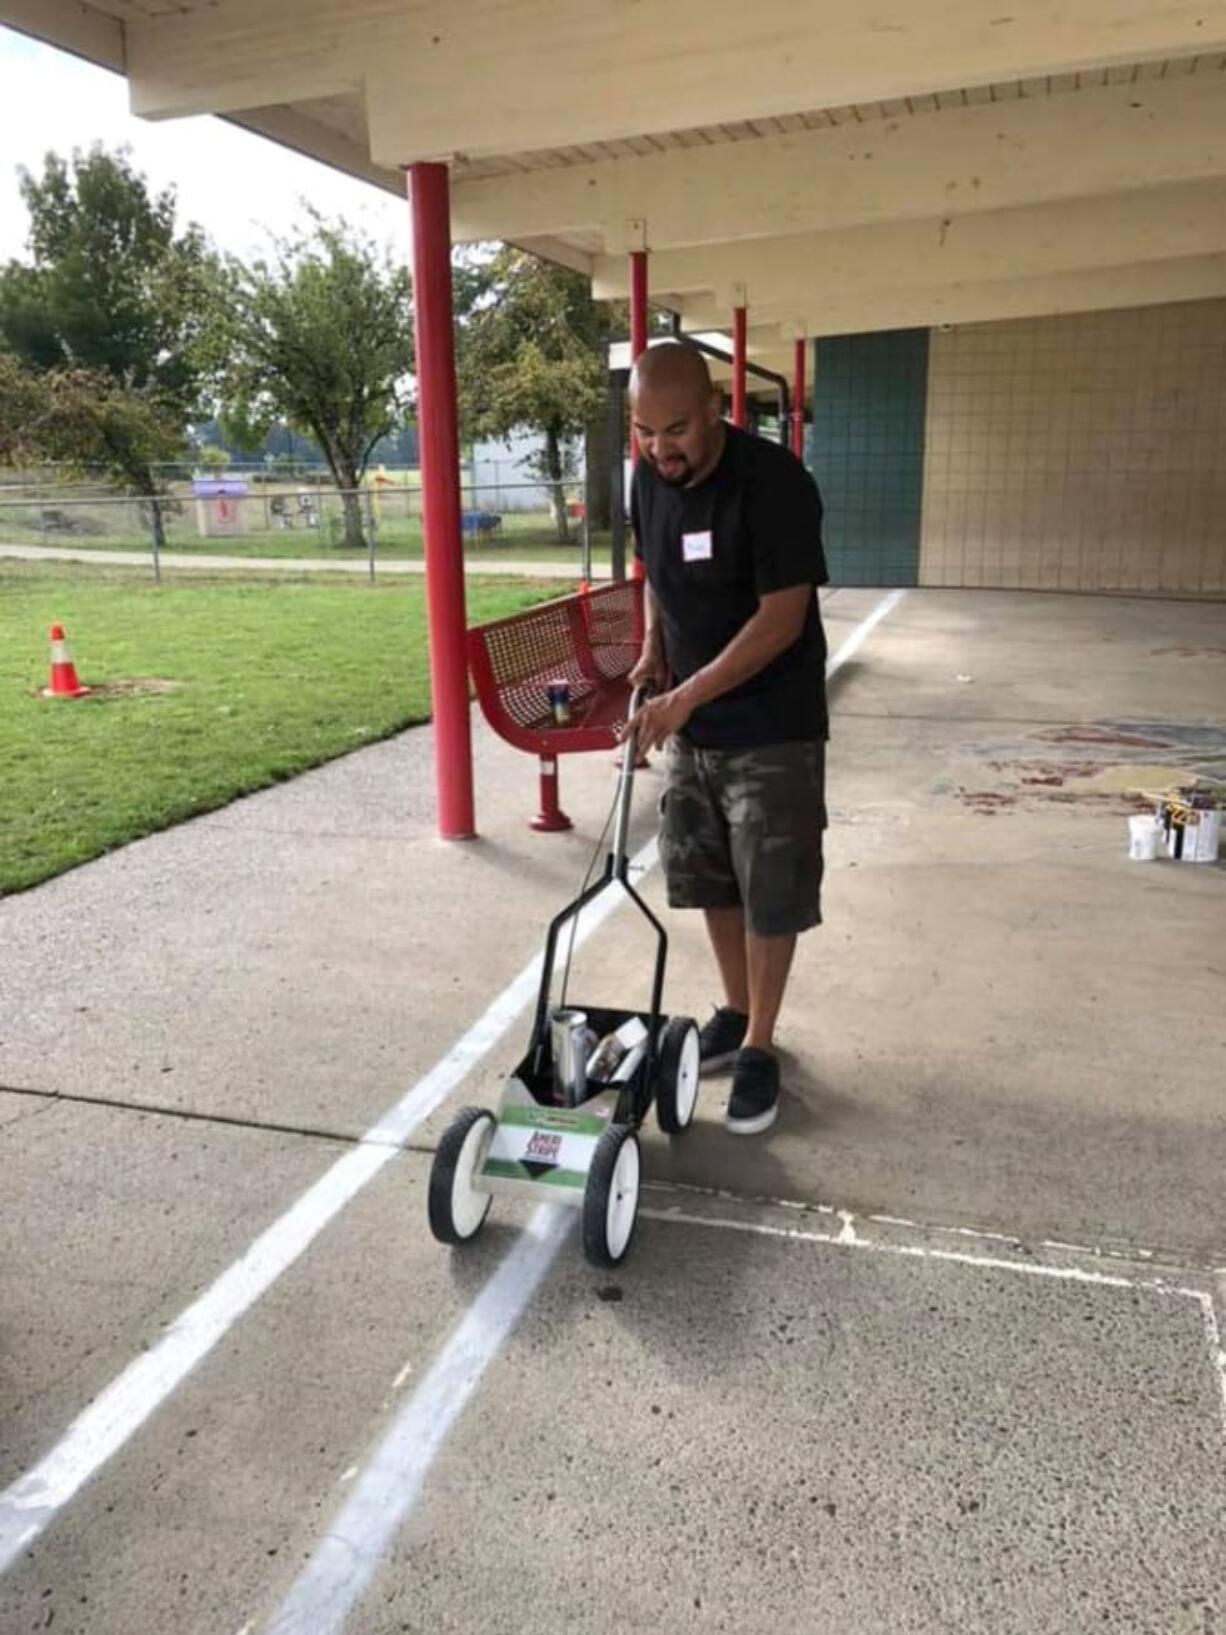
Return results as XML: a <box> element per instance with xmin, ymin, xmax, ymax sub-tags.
<box><xmin>920</xmin><ymin>300</ymin><xmax>1226</xmax><ymax>594</ymax></box>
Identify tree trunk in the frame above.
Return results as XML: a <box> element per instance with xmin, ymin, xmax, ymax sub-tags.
<box><xmin>340</xmin><ymin>486</ymin><xmax>366</xmax><ymax>550</ymax></box>
<box><xmin>583</xmin><ymin>389</ymin><xmax>612</xmax><ymax>532</ymax></box>
<box><xmin>316</xmin><ymin>427</ymin><xmax>367</xmax><ymax>549</ymax></box>
<box><xmin>543</xmin><ymin>422</ymin><xmax>570</xmax><ymax>544</ymax></box>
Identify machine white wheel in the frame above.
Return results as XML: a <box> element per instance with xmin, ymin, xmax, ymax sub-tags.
<box><xmin>582</xmin><ymin>1125</ymin><xmax>641</xmax><ymax>1268</ymax></box>
<box><xmin>656</xmin><ymin>1017</ymin><xmax>701</xmax><ymax>1135</ymax></box>
<box><xmin>428</xmin><ymin>1107</ymin><xmax>495</xmax><ymax>1245</ymax></box>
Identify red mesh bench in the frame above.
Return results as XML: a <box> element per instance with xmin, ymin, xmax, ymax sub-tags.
<box><xmin>467</xmin><ymin>581</ymin><xmax>644</xmax><ymax>831</ymax></box>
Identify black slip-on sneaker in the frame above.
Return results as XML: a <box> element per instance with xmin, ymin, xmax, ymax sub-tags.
<box><xmin>698</xmin><ymin>1006</ymin><xmax>749</xmax><ymax>1074</ymax></box>
<box><xmin>725</xmin><ymin>1047</ymin><xmax>780</xmax><ymax>1136</ymax></box>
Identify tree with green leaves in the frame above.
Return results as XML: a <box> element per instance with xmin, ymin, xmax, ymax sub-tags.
<box><xmin>208</xmin><ymin>215</ymin><xmax>413</xmax><ymax>549</ymax></box>
<box><xmin>455</xmin><ymin>248</ymin><xmax>612</xmax><ymax>543</ymax></box>
<box><xmin>0</xmin><ymin>356</ymin><xmax>186</xmax><ymax>488</ymax></box>
<box><xmin>0</xmin><ymin>146</ymin><xmax>210</xmax><ymax>545</ymax></box>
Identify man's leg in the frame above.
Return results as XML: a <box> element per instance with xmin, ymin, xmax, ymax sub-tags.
<box><xmin>744</xmin><ymin>931</ymin><xmax>797</xmax><ymax>1052</ymax></box>
<box><xmin>703</xmin><ymin>906</ymin><xmax>750</xmax><ymax>1014</ymax></box>
<box><xmin>719</xmin><ymin>741</ymin><xmax>825</xmax><ymax>1134</ymax></box>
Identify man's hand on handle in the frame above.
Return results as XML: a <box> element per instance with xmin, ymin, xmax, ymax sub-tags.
<box><xmin>626</xmin><ymin>685</ymin><xmax>697</xmax><ymax>755</ymax></box>
<box><xmin>620</xmin><ymin>646</ymin><xmax>696</xmax><ymax>754</ymax></box>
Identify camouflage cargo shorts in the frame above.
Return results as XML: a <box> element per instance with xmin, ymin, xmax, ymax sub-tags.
<box><xmin>658</xmin><ymin>738</ymin><xmax>826</xmax><ymax>937</ymax></box>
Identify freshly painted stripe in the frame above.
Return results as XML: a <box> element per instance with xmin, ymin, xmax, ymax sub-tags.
<box><xmin>0</xmin><ymin>833</ymin><xmax>657</xmax><ymax>1575</ymax></box>
<box><xmin>826</xmin><ymin>586</ymin><xmax>906</xmax><ymax>674</ymax></box>
<box><xmin>264</xmin><ymin>1204</ymin><xmax>573</xmax><ymax>1635</ymax></box>
<box><xmin>259</xmin><ymin>587</ymin><xmax>908</xmax><ymax>1632</ymax></box>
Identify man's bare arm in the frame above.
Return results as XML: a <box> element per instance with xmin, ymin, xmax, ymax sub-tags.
<box><xmin>627</xmin><ymin>585</ymin><xmax>813</xmax><ymax>753</ymax></box>
<box><xmin>628</xmin><ymin>580</ymin><xmax>669</xmax><ymax>691</ymax></box>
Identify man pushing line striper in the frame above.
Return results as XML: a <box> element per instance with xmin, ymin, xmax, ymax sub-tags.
<box><xmin>622</xmin><ymin>341</ymin><xmax>829</xmax><ymax>1136</ymax></box>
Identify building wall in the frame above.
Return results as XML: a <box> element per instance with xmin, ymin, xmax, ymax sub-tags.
<box><xmin>920</xmin><ymin>300</ymin><xmax>1226</xmax><ymax>594</ymax></box>
<box><xmin>810</xmin><ymin>330</ymin><xmax>928</xmax><ymax>586</ymax></box>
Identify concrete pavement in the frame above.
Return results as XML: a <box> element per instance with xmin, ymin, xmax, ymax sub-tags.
<box><xmin>1</xmin><ymin>588</ymin><xmax>1224</xmax><ymax>1634</ymax></box>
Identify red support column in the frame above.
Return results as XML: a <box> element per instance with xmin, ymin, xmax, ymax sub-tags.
<box><xmin>791</xmin><ymin>336</ymin><xmax>807</xmax><ymax>460</ymax></box>
<box><xmin>629</xmin><ymin>247</ymin><xmax>648</xmax><ymax>598</ymax></box>
<box><xmin>732</xmin><ymin>303</ymin><xmax>748</xmax><ymax>429</ymax></box>
<box><xmin>409</xmin><ymin>162</ymin><xmax>475</xmax><ymax>841</ymax></box>
<box><xmin>629</xmin><ymin>250</ymin><xmax>649</xmax><ymax>388</ymax></box>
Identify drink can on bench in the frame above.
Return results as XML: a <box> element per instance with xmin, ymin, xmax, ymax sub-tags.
<box><xmin>547</xmin><ymin>680</ymin><xmax>572</xmax><ymax>725</ymax></box>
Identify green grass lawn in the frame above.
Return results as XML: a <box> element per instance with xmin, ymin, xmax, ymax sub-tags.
<box><xmin>0</xmin><ymin>563</ymin><xmax>565</xmax><ymax>896</ymax></box>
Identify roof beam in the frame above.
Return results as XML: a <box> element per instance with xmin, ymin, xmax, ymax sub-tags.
<box><xmin>229</xmin><ymin>104</ymin><xmax>404</xmax><ymax>196</ymax></box>
<box><xmin>120</xmin><ymin>0</ymin><xmax>1226</xmax><ymax>155</ymax></box>
<box><xmin>451</xmin><ymin>71</ymin><xmax>1226</xmax><ymax>252</ymax></box>
<box><xmin>126</xmin><ymin>0</ymin><xmax>387</xmax><ymax>118</ymax></box>
<box><xmin>1</xmin><ymin>0</ymin><xmax>124</xmax><ymax>71</ymax></box>
<box><xmin>591</xmin><ymin>180</ymin><xmax>1226</xmax><ymax>306</ymax></box>
<box><xmin>369</xmin><ymin>2</ymin><xmax>1226</xmax><ymax>161</ymax></box>
<box><xmin>372</xmin><ymin>1</ymin><xmax>1226</xmax><ymax>162</ymax></box>
<box><xmin>677</xmin><ymin>256</ymin><xmax>1226</xmax><ymax>337</ymax></box>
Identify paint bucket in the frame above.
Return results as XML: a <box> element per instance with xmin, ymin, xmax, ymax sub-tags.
<box><xmin>1159</xmin><ymin>792</ymin><xmax>1222</xmax><ymax>863</ymax></box>
<box><xmin>1179</xmin><ymin>806</ymin><xmax>1222</xmax><ymax>864</ymax></box>
<box><xmin>1127</xmin><ymin>814</ymin><xmax>1162</xmax><ymax>862</ymax></box>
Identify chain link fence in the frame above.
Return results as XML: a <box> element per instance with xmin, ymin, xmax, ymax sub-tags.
<box><xmin>0</xmin><ymin>477</ymin><xmax>606</xmax><ymax>583</ymax></box>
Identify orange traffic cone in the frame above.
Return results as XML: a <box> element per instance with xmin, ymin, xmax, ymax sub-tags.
<box><xmin>42</xmin><ymin>623</ymin><xmax>90</xmax><ymax>699</ymax></box>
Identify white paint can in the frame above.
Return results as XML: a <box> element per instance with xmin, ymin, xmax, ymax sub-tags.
<box><xmin>1181</xmin><ymin>807</ymin><xmax>1222</xmax><ymax>864</ymax></box>
<box><xmin>1127</xmin><ymin>814</ymin><xmax>1162</xmax><ymax>862</ymax></box>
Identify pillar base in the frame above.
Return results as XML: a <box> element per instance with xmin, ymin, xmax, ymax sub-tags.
<box><xmin>531</xmin><ymin>810</ymin><xmax>574</xmax><ymax>833</ymax></box>
<box><xmin>532</xmin><ymin>755</ymin><xmax>572</xmax><ymax>832</ymax></box>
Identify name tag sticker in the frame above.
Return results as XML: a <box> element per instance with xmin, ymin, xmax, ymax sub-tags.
<box><xmin>682</xmin><ymin>530</ymin><xmax>713</xmax><ymax>563</ymax></box>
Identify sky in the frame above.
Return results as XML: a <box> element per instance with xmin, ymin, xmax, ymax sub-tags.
<box><xmin>0</xmin><ymin>26</ymin><xmax>410</xmax><ymax>265</ymax></box>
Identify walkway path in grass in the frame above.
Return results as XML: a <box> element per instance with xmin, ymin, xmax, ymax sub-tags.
<box><xmin>0</xmin><ymin>543</ymin><xmax>610</xmax><ymax>579</ymax></box>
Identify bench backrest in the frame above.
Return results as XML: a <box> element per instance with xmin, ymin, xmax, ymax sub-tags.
<box><xmin>468</xmin><ymin>582</ymin><xmax>640</xmax><ymax>750</ymax></box>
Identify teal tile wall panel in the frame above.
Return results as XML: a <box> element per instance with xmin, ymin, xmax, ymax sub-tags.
<box><xmin>809</xmin><ymin>329</ymin><xmax>928</xmax><ymax>587</ymax></box>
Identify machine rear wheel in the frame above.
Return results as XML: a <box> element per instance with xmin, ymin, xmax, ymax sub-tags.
<box><xmin>656</xmin><ymin>1017</ymin><xmax>701</xmax><ymax>1135</ymax></box>
<box><xmin>582</xmin><ymin>1125</ymin><xmax>641</xmax><ymax>1268</ymax></box>
<box><xmin>428</xmin><ymin>1106</ymin><xmax>495</xmax><ymax>1245</ymax></box>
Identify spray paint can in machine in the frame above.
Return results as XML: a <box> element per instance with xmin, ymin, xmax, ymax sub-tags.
<box><xmin>550</xmin><ymin>1008</ymin><xmax>590</xmax><ymax>1106</ymax></box>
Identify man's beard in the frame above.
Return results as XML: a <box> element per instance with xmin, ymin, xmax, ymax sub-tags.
<box><xmin>651</xmin><ymin>455</ymin><xmax>694</xmax><ymax>487</ymax></box>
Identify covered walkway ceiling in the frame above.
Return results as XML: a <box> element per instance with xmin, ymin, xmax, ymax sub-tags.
<box><xmin>8</xmin><ymin>1</ymin><xmax>1226</xmax><ymax>379</ymax></box>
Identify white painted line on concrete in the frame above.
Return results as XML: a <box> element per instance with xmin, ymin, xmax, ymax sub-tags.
<box><xmin>254</xmin><ymin>589</ymin><xmax>908</xmax><ymax>1632</ymax></box>
<box><xmin>1198</xmin><ymin>1289</ymin><xmax>1226</xmax><ymax>1443</ymax></box>
<box><xmin>266</xmin><ymin>1204</ymin><xmax>572</xmax><ymax>1635</ymax></box>
<box><xmin>643</xmin><ymin>1207</ymin><xmax>1164</xmax><ymax>1291</ymax></box>
<box><xmin>639</xmin><ymin>1206</ymin><xmax>1226</xmax><ymax>1446</ymax></box>
<box><xmin>0</xmin><ymin>841</ymin><xmax>654</xmax><ymax>1575</ymax></box>
<box><xmin>826</xmin><ymin>586</ymin><xmax>906</xmax><ymax>674</ymax></box>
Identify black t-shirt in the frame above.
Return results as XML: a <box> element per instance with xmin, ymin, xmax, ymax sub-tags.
<box><xmin>631</xmin><ymin>423</ymin><xmax>829</xmax><ymax>749</ymax></box>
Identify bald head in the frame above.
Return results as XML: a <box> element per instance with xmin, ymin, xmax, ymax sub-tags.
<box><xmin>630</xmin><ymin>340</ymin><xmax>714</xmax><ymax>400</ymax></box>
<box><xmin>630</xmin><ymin>342</ymin><xmax>724</xmax><ymax>488</ymax></box>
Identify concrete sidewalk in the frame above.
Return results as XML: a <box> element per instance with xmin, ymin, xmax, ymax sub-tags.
<box><xmin>0</xmin><ymin>541</ymin><xmax>600</xmax><ymax>577</ymax></box>
<box><xmin>2</xmin><ymin>587</ymin><xmax>1223</xmax><ymax>1635</ymax></box>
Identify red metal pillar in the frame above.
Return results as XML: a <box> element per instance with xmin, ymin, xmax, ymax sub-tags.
<box><xmin>791</xmin><ymin>336</ymin><xmax>807</xmax><ymax>460</ymax></box>
<box><xmin>629</xmin><ymin>247</ymin><xmax>648</xmax><ymax>600</ymax></box>
<box><xmin>732</xmin><ymin>301</ymin><xmax>748</xmax><ymax>428</ymax></box>
<box><xmin>629</xmin><ymin>250</ymin><xmax>649</xmax><ymax>401</ymax></box>
<box><xmin>409</xmin><ymin>162</ymin><xmax>475</xmax><ymax>841</ymax></box>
